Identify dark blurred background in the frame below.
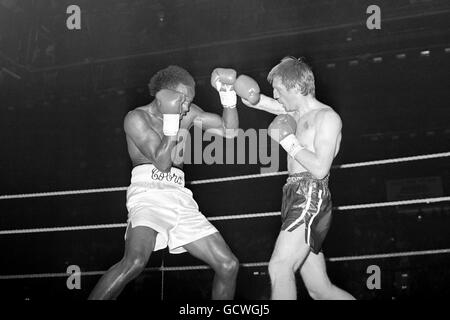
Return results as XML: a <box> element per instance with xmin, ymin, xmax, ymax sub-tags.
<box><xmin>0</xmin><ymin>0</ymin><xmax>449</xmax><ymax>300</ymax></box>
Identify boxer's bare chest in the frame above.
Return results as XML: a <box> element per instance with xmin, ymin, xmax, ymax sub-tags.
<box><xmin>142</xmin><ymin>109</ymin><xmax>193</xmax><ymax>139</ymax></box>
<box><xmin>128</xmin><ymin>107</ymin><xmax>194</xmax><ymax>167</ymax></box>
<box><xmin>295</xmin><ymin>111</ymin><xmax>318</xmax><ymax>151</ymax></box>
<box><xmin>287</xmin><ymin>111</ymin><xmax>318</xmax><ymax>173</ymax></box>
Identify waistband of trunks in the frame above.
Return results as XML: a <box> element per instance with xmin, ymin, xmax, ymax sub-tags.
<box><xmin>286</xmin><ymin>172</ymin><xmax>329</xmax><ymax>185</ymax></box>
<box><xmin>130</xmin><ymin>164</ymin><xmax>185</xmax><ymax>187</ymax></box>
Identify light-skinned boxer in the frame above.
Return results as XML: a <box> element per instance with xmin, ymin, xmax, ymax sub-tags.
<box><xmin>238</xmin><ymin>57</ymin><xmax>355</xmax><ymax>300</ymax></box>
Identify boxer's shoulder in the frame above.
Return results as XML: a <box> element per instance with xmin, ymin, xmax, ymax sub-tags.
<box><xmin>310</xmin><ymin>104</ymin><xmax>341</xmax><ymax>127</ymax></box>
<box><xmin>185</xmin><ymin>103</ymin><xmax>213</xmax><ymax>125</ymax></box>
<box><xmin>179</xmin><ymin>103</ymin><xmax>201</xmax><ymax>127</ymax></box>
<box><xmin>316</xmin><ymin>108</ymin><xmax>341</xmax><ymax>129</ymax></box>
<box><xmin>124</xmin><ymin>107</ymin><xmax>160</xmax><ymax>136</ymax></box>
<box><xmin>125</xmin><ymin>106</ymin><xmax>148</xmax><ymax>121</ymax></box>
<box><xmin>187</xmin><ymin>103</ymin><xmax>202</xmax><ymax>115</ymax></box>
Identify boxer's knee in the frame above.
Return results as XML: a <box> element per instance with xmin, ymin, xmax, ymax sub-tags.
<box><xmin>268</xmin><ymin>258</ymin><xmax>296</xmax><ymax>280</ymax></box>
<box><xmin>215</xmin><ymin>254</ymin><xmax>239</xmax><ymax>279</ymax></box>
<box><xmin>121</xmin><ymin>253</ymin><xmax>148</xmax><ymax>278</ymax></box>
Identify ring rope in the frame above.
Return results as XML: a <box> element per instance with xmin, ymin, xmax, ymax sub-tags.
<box><xmin>335</xmin><ymin>196</ymin><xmax>450</xmax><ymax>211</ymax></box>
<box><xmin>0</xmin><ymin>223</ymin><xmax>127</xmax><ymax>235</ymax></box>
<box><xmin>333</xmin><ymin>152</ymin><xmax>450</xmax><ymax>169</ymax></box>
<box><xmin>1</xmin><ymin>197</ymin><xmax>449</xmax><ymax>235</ymax></box>
<box><xmin>1</xmin><ymin>248</ymin><xmax>449</xmax><ymax>280</ymax></box>
<box><xmin>326</xmin><ymin>248</ymin><xmax>450</xmax><ymax>262</ymax></box>
<box><xmin>0</xmin><ymin>187</ymin><xmax>127</xmax><ymax>200</ymax></box>
<box><xmin>191</xmin><ymin>152</ymin><xmax>450</xmax><ymax>184</ymax></box>
<box><xmin>1</xmin><ymin>152</ymin><xmax>448</xmax><ymax>200</ymax></box>
<box><xmin>208</xmin><ymin>211</ymin><xmax>281</xmax><ymax>221</ymax></box>
<box><xmin>189</xmin><ymin>170</ymin><xmax>288</xmax><ymax>185</ymax></box>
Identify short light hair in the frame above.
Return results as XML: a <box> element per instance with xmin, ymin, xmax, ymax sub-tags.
<box><xmin>148</xmin><ymin>65</ymin><xmax>195</xmax><ymax>96</ymax></box>
<box><xmin>267</xmin><ymin>56</ymin><xmax>315</xmax><ymax>97</ymax></box>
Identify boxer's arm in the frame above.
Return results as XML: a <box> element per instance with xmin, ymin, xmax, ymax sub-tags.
<box><xmin>241</xmin><ymin>94</ymin><xmax>287</xmax><ymax>115</ymax></box>
<box><xmin>290</xmin><ymin>110</ymin><xmax>341</xmax><ymax>179</ymax></box>
<box><xmin>191</xmin><ymin>104</ymin><xmax>239</xmax><ymax>138</ymax></box>
<box><xmin>124</xmin><ymin>110</ymin><xmax>177</xmax><ymax>172</ymax></box>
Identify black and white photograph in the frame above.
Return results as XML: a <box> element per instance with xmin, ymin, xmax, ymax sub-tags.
<box><xmin>1</xmin><ymin>0</ymin><xmax>449</xmax><ymax>305</ymax></box>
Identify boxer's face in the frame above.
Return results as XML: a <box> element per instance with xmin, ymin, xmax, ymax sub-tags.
<box><xmin>174</xmin><ymin>83</ymin><xmax>195</xmax><ymax>117</ymax></box>
<box><xmin>272</xmin><ymin>77</ymin><xmax>296</xmax><ymax>111</ymax></box>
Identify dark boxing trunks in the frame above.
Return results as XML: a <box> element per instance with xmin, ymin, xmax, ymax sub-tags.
<box><xmin>281</xmin><ymin>172</ymin><xmax>333</xmax><ymax>254</ymax></box>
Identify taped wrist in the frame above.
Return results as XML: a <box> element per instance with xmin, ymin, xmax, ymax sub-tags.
<box><xmin>216</xmin><ymin>81</ymin><xmax>237</xmax><ymax>108</ymax></box>
<box><xmin>279</xmin><ymin>134</ymin><xmax>304</xmax><ymax>158</ymax></box>
<box><xmin>163</xmin><ymin>114</ymin><xmax>180</xmax><ymax>136</ymax></box>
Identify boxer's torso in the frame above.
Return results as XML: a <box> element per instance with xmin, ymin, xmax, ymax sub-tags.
<box><xmin>126</xmin><ymin>101</ymin><xmax>197</xmax><ymax>170</ymax></box>
<box><xmin>287</xmin><ymin>104</ymin><xmax>341</xmax><ymax>175</ymax></box>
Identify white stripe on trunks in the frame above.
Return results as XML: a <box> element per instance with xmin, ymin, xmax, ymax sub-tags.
<box><xmin>306</xmin><ymin>189</ymin><xmax>323</xmax><ymax>247</ymax></box>
<box><xmin>287</xmin><ymin>184</ymin><xmax>313</xmax><ymax>231</ymax></box>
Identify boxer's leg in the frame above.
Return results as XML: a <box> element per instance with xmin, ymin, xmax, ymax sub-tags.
<box><xmin>268</xmin><ymin>224</ymin><xmax>310</xmax><ymax>300</ymax></box>
<box><xmin>88</xmin><ymin>226</ymin><xmax>156</xmax><ymax>300</ymax></box>
<box><xmin>300</xmin><ymin>251</ymin><xmax>355</xmax><ymax>300</ymax></box>
<box><xmin>184</xmin><ymin>232</ymin><xmax>239</xmax><ymax>300</ymax></box>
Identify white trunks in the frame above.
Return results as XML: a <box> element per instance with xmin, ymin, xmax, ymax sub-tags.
<box><xmin>125</xmin><ymin>164</ymin><xmax>218</xmax><ymax>254</ymax></box>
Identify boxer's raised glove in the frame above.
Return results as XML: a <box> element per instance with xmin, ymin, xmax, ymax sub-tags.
<box><xmin>234</xmin><ymin>74</ymin><xmax>260</xmax><ymax>105</ymax></box>
<box><xmin>155</xmin><ymin>89</ymin><xmax>185</xmax><ymax>136</ymax></box>
<box><xmin>268</xmin><ymin>114</ymin><xmax>304</xmax><ymax>158</ymax></box>
<box><xmin>211</xmin><ymin>68</ymin><xmax>237</xmax><ymax>108</ymax></box>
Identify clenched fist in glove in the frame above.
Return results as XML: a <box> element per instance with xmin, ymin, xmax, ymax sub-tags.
<box><xmin>234</xmin><ymin>75</ymin><xmax>260</xmax><ymax>105</ymax></box>
<box><xmin>268</xmin><ymin>114</ymin><xmax>304</xmax><ymax>158</ymax></box>
<box><xmin>156</xmin><ymin>89</ymin><xmax>185</xmax><ymax>136</ymax></box>
<box><xmin>211</xmin><ymin>68</ymin><xmax>237</xmax><ymax>108</ymax></box>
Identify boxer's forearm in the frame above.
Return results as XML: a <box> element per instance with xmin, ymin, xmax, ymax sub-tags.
<box><xmin>222</xmin><ymin>107</ymin><xmax>239</xmax><ymax>131</ymax></box>
<box><xmin>244</xmin><ymin>94</ymin><xmax>286</xmax><ymax>115</ymax></box>
<box><xmin>191</xmin><ymin>103</ymin><xmax>238</xmax><ymax>138</ymax></box>
<box><xmin>153</xmin><ymin>136</ymin><xmax>177</xmax><ymax>172</ymax></box>
<box><xmin>291</xmin><ymin>149</ymin><xmax>331</xmax><ymax>180</ymax></box>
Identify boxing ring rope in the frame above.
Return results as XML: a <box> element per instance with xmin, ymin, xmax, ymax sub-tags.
<box><xmin>1</xmin><ymin>152</ymin><xmax>449</xmax><ymax>200</ymax></box>
<box><xmin>2</xmin><ymin>248</ymin><xmax>450</xmax><ymax>280</ymax></box>
<box><xmin>190</xmin><ymin>151</ymin><xmax>450</xmax><ymax>184</ymax></box>
<box><xmin>1</xmin><ymin>151</ymin><xmax>449</xmax><ymax>282</ymax></box>
<box><xmin>1</xmin><ymin>196</ymin><xmax>450</xmax><ymax>235</ymax></box>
